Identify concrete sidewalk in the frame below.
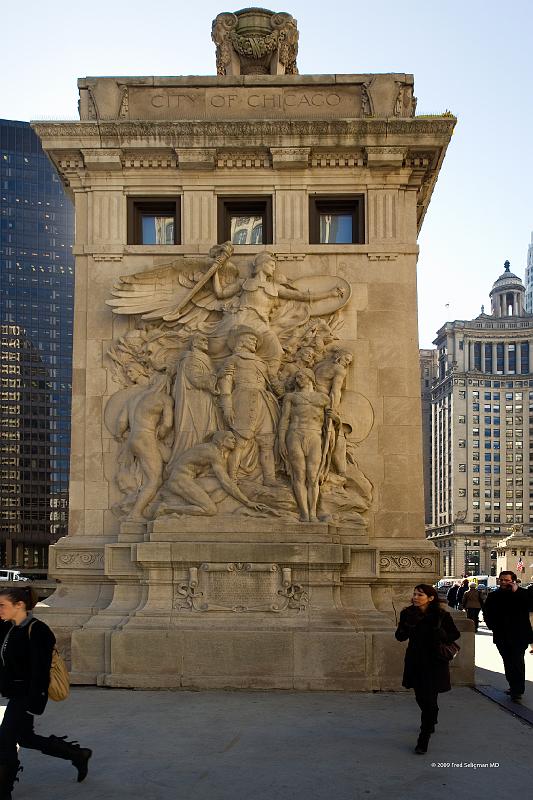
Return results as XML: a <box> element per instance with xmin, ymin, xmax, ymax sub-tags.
<box><xmin>3</xmin><ymin>682</ymin><xmax>531</xmax><ymax>800</ymax></box>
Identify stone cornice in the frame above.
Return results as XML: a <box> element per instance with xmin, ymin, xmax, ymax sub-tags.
<box><xmin>33</xmin><ymin>117</ymin><xmax>454</xmax><ymax>233</ymax></box>
<box><xmin>32</xmin><ymin>117</ymin><xmax>455</xmax><ymax>142</ymax></box>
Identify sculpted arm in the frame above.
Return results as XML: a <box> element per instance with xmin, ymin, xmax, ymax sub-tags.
<box><xmin>217</xmin><ymin>361</ymin><xmax>236</xmax><ymax>427</ymax></box>
<box><xmin>185</xmin><ymin>360</ymin><xmax>218</xmax><ymax>393</ymax></box>
<box><xmin>278</xmin><ymin>394</ymin><xmax>292</xmax><ymax>463</ymax></box>
<box><xmin>212</xmin><ymin>270</ymin><xmax>241</xmax><ymax>300</ymax></box>
<box><xmin>212</xmin><ymin>461</ymin><xmax>257</xmax><ymax>508</ymax></box>
<box><xmin>278</xmin><ymin>285</ymin><xmax>344</xmax><ymax>302</ymax></box>
<box><xmin>115</xmin><ymin>405</ymin><xmax>130</xmax><ymax>440</ymax></box>
<box><xmin>329</xmin><ymin>367</ymin><xmax>346</xmax><ymax>411</ymax></box>
<box><xmin>159</xmin><ymin>396</ymin><xmax>174</xmax><ymax>439</ymax></box>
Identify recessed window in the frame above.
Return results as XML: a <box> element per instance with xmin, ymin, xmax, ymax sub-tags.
<box><xmin>217</xmin><ymin>197</ymin><xmax>272</xmax><ymax>245</ymax></box>
<box><xmin>127</xmin><ymin>198</ymin><xmax>180</xmax><ymax>245</ymax></box>
<box><xmin>309</xmin><ymin>195</ymin><xmax>364</xmax><ymax>244</ymax></box>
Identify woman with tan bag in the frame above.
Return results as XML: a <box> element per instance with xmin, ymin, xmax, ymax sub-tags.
<box><xmin>0</xmin><ymin>586</ymin><xmax>91</xmax><ymax>799</ymax></box>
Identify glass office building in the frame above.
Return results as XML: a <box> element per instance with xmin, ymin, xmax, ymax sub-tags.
<box><xmin>0</xmin><ymin>119</ymin><xmax>74</xmax><ymax>571</ymax></box>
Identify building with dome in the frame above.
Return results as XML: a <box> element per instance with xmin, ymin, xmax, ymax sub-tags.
<box><xmin>426</xmin><ymin>261</ymin><xmax>533</xmax><ymax>577</ymax></box>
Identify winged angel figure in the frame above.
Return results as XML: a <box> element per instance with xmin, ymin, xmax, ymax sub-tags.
<box><xmin>106</xmin><ymin>243</ymin><xmax>350</xmax><ymax>373</ymax></box>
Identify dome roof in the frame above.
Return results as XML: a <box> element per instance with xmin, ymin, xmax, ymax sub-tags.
<box><xmin>490</xmin><ymin>260</ymin><xmax>524</xmax><ymax>295</ymax></box>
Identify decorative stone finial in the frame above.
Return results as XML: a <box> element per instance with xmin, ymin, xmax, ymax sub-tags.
<box><xmin>481</xmin><ymin>304</ymin><xmax>485</xmax><ymax>314</ymax></box>
<box><xmin>212</xmin><ymin>8</ymin><xmax>299</xmax><ymax>76</ymax></box>
<box><xmin>504</xmin><ymin>259</ymin><xmax>511</xmax><ymax>272</ymax></box>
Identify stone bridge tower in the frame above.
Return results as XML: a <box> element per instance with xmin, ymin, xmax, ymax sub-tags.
<box><xmin>33</xmin><ymin>8</ymin><xmax>471</xmax><ymax>689</ymax></box>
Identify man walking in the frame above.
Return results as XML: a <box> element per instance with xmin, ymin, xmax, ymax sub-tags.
<box><xmin>483</xmin><ymin>570</ymin><xmax>533</xmax><ymax>702</ymax></box>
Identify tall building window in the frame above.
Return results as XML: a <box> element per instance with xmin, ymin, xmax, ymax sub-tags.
<box><xmin>127</xmin><ymin>198</ymin><xmax>180</xmax><ymax>244</ymax></box>
<box><xmin>309</xmin><ymin>195</ymin><xmax>364</xmax><ymax>244</ymax></box>
<box><xmin>474</xmin><ymin>342</ymin><xmax>482</xmax><ymax>370</ymax></box>
<box><xmin>521</xmin><ymin>342</ymin><xmax>529</xmax><ymax>374</ymax></box>
<box><xmin>484</xmin><ymin>344</ymin><xmax>493</xmax><ymax>373</ymax></box>
<box><xmin>218</xmin><ymin>197</ymin><xmax>272</xmax><ymax>244</ymax></box>
<box><xmin>497</xmin><ymin>343</ymin><xmax>504</xmax><ymax>373</ymax></box>
<box><xmin>508</xmin><ymin>343</ymin><xmax>516</xmax><ymax>373</ymax></box>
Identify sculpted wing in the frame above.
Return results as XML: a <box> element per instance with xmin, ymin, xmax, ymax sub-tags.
<box><xmin>106</xmin><ymin>259</ymin><xmax>226</xmax><ymax>324</ymax></box>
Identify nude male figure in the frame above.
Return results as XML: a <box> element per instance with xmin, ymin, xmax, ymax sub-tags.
<box><xmin>155</xmin><ymin>431</ymin><xmax>268</xmax><ymax>517</ymax></box>
<box><xmin>115</xmin><ymin>371</ymin><xmax>174</xmax><ymax>521</ymax></box>
<box><xmin>278</xmin><ymin>371</ymin><xmax>337</xmax><ymax>523</ymax></box>
<box><xmin>314</xmin><ymin>348</ymin><xmax>353</xmax><ymax>476</ymax></box>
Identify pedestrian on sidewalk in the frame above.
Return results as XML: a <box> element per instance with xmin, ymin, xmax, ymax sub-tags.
<box><xmin>0</xmin><ymin>586</ymin><xmax>92</xmax><ymax>799</ymax></box>
<box><xmin>395</xmin><ymin>584</ymin><xmax>460</xmax><ymax>755</ymax></box>
<box><xmin>456</xmin><ymin>578</ymin><xmax>470</xmax><ymax>610</ymax></box>
<box><xmin>483</xmin><ymin>570</ymin><xmax>533</xmax><ymax>703</ymax></box>
<box><xmin>461</xmin><ymin>582</ymin><xmax>484</xmax><ymax>631</ymax></box>
<box><xmin>446</xmin><ymin>582</ymin><xmax>460</xmax><ymax>609</ymax></box>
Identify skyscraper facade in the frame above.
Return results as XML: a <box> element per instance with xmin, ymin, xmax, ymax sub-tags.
<box><xmin>0</xmin><ymin>119</ymin><xmax>74</xmax><ymax>570</ymax></box>
<box><xmin>426</xmin><ymin>261</ymin><xmax>533</xmax><ymax>577</ymax></box>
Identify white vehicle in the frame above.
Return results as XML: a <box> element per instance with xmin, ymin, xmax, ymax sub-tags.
<box><xmin>0</xmin><ymin>570</ymin><xmax>29</xmax><ymax>582</ymax></box>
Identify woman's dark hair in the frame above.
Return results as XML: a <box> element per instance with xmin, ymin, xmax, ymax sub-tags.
<box><xmin>413</xmin><ymin>583</ymin><xmax>440</xmax><ymax>616</ymax></box>
<box><xmin>0</xmin><ymin>586</ymin><xmax>37</xmax><ymax>610</ymax></box>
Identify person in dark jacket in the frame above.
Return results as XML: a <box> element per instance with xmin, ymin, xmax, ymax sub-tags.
<box><xmin>483</xmin><ymin>570</ymin><xmax>533</xmax><ymax>702</ymax></box>
<box><xmin>446</xmin><ymin>582</ymin><xmax>460</xmax><ymax>609</ymax></box>
<box><xmin>455</xmin><ymin>578</ymin><xmax>470</xmax><ymax>610</ymax></box>
<box><xmin>395</xmin><ymin>583</ymin><xmax>460</xmax><ymax>755</ymax></box>
<box><xmin>0</xmin><ymin>586</ymin><xmax>92</xmax><ymax>799</ymax></box>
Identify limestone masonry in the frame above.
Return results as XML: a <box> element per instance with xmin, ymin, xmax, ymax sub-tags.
<box><xmin>32</xmin><ymin>7</ymin><xmax>472</xmax><ymax>689</ymax></box>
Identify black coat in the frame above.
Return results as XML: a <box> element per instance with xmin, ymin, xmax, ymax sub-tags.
<box><xmin>395</xmin><ymin>606</ymin><xmax>460</xmax><ymax>693</ymax></box>
<box><xmin>0</xmin><ymin>616</ymin><xmax>55</xmax><ymax>715</ymax></box>
<box><xmin>446</xmin><ymin>585</ymin><xmax>459</xmax><ymax>607</ymax></box>
<box><xmin>483</xmin><ymin>587</ymin><xmax>533</xmax><ymax>647</ymax></box>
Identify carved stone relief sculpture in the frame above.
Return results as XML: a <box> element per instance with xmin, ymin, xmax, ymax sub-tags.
<box><xmin>105</xmin><ymin>244</ymin><xmax>373</xmax><ymax>525</ymax></box>
<box><xmin>212</xmin><ymin>8</ymin><xmax>299</xmax><ymax>76</ymax></box>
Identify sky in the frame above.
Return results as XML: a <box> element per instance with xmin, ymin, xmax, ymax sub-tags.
<box><xmin>2</xmin><ymin>0</ymin><xmax>532</xmax><ymax>347</ymax></box>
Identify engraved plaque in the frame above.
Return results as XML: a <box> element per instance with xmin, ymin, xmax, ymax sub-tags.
<box><xmin>174</xmin><ymin>563</ymin><xmax>308</xmax><ymax>613</ymax></box>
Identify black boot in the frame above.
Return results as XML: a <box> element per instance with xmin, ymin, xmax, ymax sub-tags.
<box><xmin>414</xmin><ymin>729</ymin><xmax>431</xmax><ymax>754</ymax></box>
<box><xmin>0</xmin><ymin>761</ymin><xmax>22</xmax><ymax>800</ymax></box>
<box><xmin>39</xmin><ymin>736</ymin><xmax>92</xmax><ymax>782</ymax></box>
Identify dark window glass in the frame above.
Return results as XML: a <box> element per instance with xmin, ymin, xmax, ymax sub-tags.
<box><xmin>127</xmin><ymin>198</ymin><xmax>180</xmax><ymax>245</ymax></box>
<box><xmin>309</xmin><ymin>195</ymin><xmax>364</xmax><ymax>244</ymax></box>
<box><xmin>521</xmin><ymin>342</ymin><xmax>529</xmax><ymax>375</ymax></box>
<box><xmin>218</xmin><ymin>197</ymin><xmax>272</xmax><ymax>245</ymax></box>
<box><xmin>474</xmin><ymin>342</ymin><xmax>482</xmax><ymax>371</ymax></box>
<box><xmin>484</xmin><ymin>344</ymin><xmax>492</xmax><ymax>373</ymax></box>
<box><xmin>497</xmin><ymin>343</ymin><xmax>504</xmax><ymax>373</ymax></box>
<box><xmin>141</xmin><ymin>215</ymin><xmax>175</xmax><ymax>245</ymax></box>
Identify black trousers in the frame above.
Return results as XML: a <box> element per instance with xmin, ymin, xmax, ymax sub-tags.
<box><xmin>495</xmin><ymin>640</ymin><xmax>527</xmax><ymax>696</ymax></box>
<box><xmin>0</xmin><ymin>698</ymin><xmax>51</xmax><ymax>765</ymax></box>
<box><xmin>466</xmin><ymin>608</ymin><xmax>481</xmax><ymax>630</ymax></box>
<box><xmin>414</xmin><ymin>685</ymin><xmax>439</xmax><ymax>732</ymax></box>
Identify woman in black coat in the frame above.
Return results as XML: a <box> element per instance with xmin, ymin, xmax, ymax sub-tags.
<box><xmin>395</xmin><ymin>583</ymin><xmax>460</xmax><ymax>754</ymax></box>
<box><xmin>0</xmin><ymin>586</ymin><xmax>91</xmax><ymax>799</ymax></box>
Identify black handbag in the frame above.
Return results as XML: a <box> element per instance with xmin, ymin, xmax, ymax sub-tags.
<box><xmin>436</xmin><ymin>616</ymin><xmax>461</xmax><ymax>661</ymax></box>
<box><xmin>437</xmin><ymin>641</ymin><xmax>460</xmax><ymax>661</ymax></box>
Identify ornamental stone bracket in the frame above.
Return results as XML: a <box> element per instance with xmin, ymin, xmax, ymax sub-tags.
<box><xmin>378</xmin><ymin>552</ymin><xmax>438</xmax><ymax>573</ymax></box>
<box><xmin>217</xmin><ymin>150</ymin><xmax>271</xmax><ymax>168</ymax></box>
<box><xmin>53</xmin><ymin>550</ymin><xmax>105</xmax><ymax>570</ymax></box>
<box><xmin>270</xmin><ymin>147</ymin><xmax>310</xmax><ymax>169</ymax></box>
<box><xmin>175</xmin><ymin>148</ymin><xmax>217</xmax><ymax>170</ymax></box>
<box><xmin>365</xmin><ymin>146</ymin><xmax>407</xmax><ymax>168</ymax></box>
<box><xmin>81</xmin><ymin>148</ymin><xmax>122</xmax><ymax>171</ymax></box>
<box><xmin>173</xmin><ymin>563</ymin><xmax>309</xmax><ymax>613</ymax></box>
